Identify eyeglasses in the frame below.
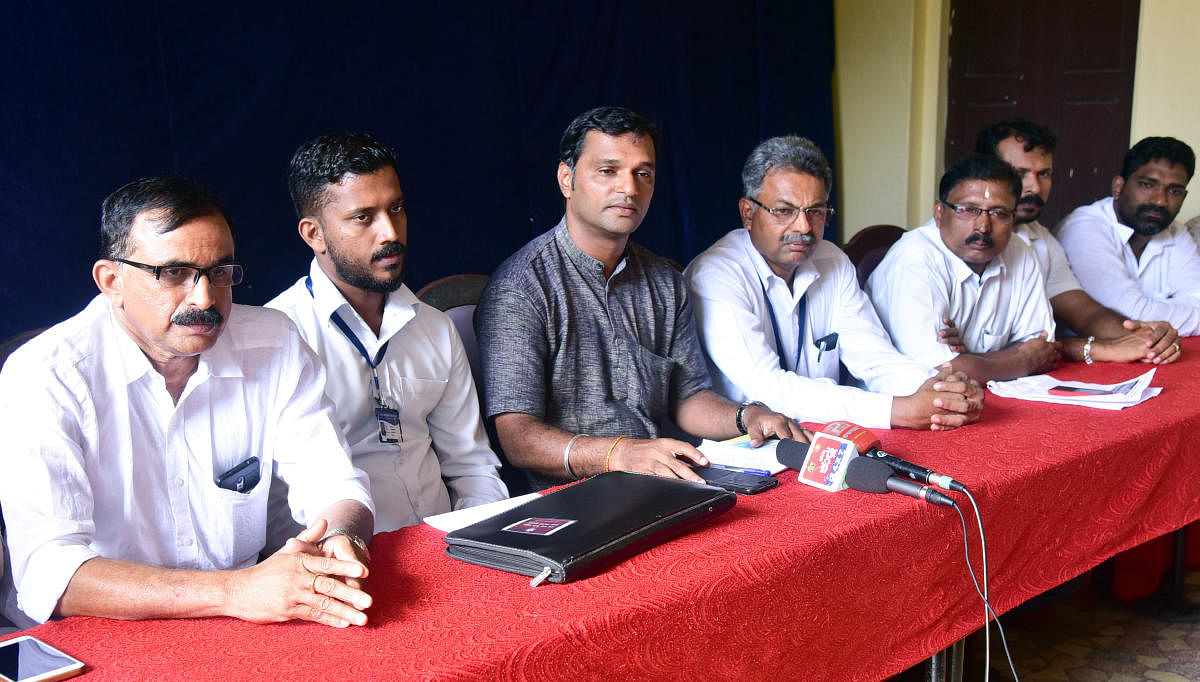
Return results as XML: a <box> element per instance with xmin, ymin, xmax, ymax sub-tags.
<box><xmin>115</xmin><ymin>258</ymin><xmax>245</xmax><ymax>288</ymax></box>
<box><xmin>940</xmin><ymin>201</ymin><xmax>1014</xmax><ymax>224</ymax></box>
<box><xmin>746</xmin><ymin>196</ymin><xmax>836</xmax><ymax>227</ymax></box>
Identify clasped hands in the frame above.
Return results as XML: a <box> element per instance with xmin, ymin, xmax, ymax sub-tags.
<box><xmin>230</xmin><ymin>518</ymin><xmax>372</xmax><ymax>628</ymax></box>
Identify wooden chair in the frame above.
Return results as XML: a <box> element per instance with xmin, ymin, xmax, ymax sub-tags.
<box><xmin>841</xmin><ymin>224</ymin><xmax>906</xmax><ymax>287</ymax></box>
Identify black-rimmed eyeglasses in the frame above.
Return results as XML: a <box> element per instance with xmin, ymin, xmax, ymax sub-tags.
<box><xmin>114</xmin><ymin>259</ymin><xmax>245</xmax><ymax>288</ymax></box>
<box><xmin>745</xmin><ymin>196</ymin><xmax>836</xmax><ymax>227</ymax></box>
<box><xmin>940</xmin><ymin>201</ymin><xmax>1014</xmax><ymax>224</ymax></box>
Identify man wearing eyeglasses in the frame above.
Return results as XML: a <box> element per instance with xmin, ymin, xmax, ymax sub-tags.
<box><xmin>683</xmin><ymin>136</ymin><xmax>983</xmax><ymax>430</ymax></box>
<box><xmin>0</xmin><ymin>177</ymin><xmax>375</xmax><ymax>630</ymax></box>
<box><xmin>267</xmin><ymin>133</ymin><xmax>507</xmax><ymax>533</ymax></box>
<box><xmin>867</xmin><ymin>155</ymin><xmax>1061</xmax><ymax>383</ymax></box>
<box><xmin>973</xmin><ymin>120</ymin><xmax>1180</xmax><ymax>364</ymax></box>
<box><xmin>1057</xmin><ymin>137</ymin><xmax>1200</xmax><ymax>336</ymax></box>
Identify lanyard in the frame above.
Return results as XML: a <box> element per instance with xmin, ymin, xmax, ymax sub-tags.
<box><xmin>306</xmin><ymin>276</ymin><xmax>390</xmax><ymax>396</ymax></box>
<box><xmin>759</xmin><ymin>276</ymin><xmax>805</xmax><ymax>372</ymax></box>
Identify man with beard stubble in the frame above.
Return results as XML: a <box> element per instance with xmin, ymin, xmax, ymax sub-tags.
<box><xmin>268</xmin><ymin>133</ymin><xmax>507</xmax><ymax>535</ymax></box>
<box><xmin>1057</xmin><ymin>137</ymin><xmax>1200</xmax><ymax>336</ymax></box>
<box><xmin>970</xmin><ymin>120</ymin><xmax>1180</xmax><ymax>364</ymax></box>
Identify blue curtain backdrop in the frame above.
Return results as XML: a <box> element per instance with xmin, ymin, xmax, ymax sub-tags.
<box><xmin>0</xmin><ymin>1</ymin><xmax>834</xmax><ymax>339</ymax></box>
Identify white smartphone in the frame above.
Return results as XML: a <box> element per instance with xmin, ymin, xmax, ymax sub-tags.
<box><xmin>0</xmin><ymin>636</ymin><xmax>84</xmax><ymax>682</ymax></box>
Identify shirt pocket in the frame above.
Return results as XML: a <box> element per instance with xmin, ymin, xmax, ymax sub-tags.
<box><xmin>208</xmin><ymin>459</ymin><xmax>269</xmax><ymax>568</ymax></box>
<box><xmin>628</xmin><ymin>344</ymin><xmax>673</xmax><ymax>423</ymax></box>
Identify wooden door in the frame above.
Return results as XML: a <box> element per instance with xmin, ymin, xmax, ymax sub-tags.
<box><xmin>944</xmin><ymin>0</ymin><xmax>1140</xmax><ymax>227</ymax></box>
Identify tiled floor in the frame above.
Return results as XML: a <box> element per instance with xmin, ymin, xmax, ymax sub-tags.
<box><xmin>958</xmin><ymin>571</ymin><xmax>1200</xmax><ymax>681</ymax></box>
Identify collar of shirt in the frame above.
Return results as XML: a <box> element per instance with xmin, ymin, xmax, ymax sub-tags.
<box><xmin>1103</xmin><ymin>197</ymin><xmax>1179</xmax><ymax>264</ymax></box>
<box><xmin>305</xmin><ymin>259</ymin><xmax>418</xmax><ymax>349</ymax></box>
<box><xmin>554</xmin><ymin>217</ymin><xmax>629</xmax><ymax>283</ymax></box>
<box><xmin>1013</xmin><ymin>220</ymin><xmax>1045</xmax><ymax>245</ymax></box>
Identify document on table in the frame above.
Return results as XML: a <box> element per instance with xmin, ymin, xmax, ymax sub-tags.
<box><xmin>986</xmin><ymin>368</ymin><xmax>1160</xmax><ymax>410</ymax></box>
<box><xmin>424</xmin><ymin>493</ymin><xmax>541</xmax><ymax>533</ymax></box>
<box><xmin>698</xmin><ymin>435</ymin><xmax>788</xmax><ymax>474</ymax></box>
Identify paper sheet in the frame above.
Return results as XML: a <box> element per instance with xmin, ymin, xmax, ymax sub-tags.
<box><xmin>423</xmin><ymin>493</ymin><xmax>541</xmax><ymax>533</ymax></box>
<box><xmin>698</xmin><ymin>435</ymin><xmax>788</xmax><ymax>474</ymax></box>
<box><xmin>986</xmin><ymin>368</ymin><xmax>1159</xmax><ymax>410</ymax></box>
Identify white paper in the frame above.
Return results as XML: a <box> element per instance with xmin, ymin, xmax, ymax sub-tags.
<box><xmin>986</xmin><ymin>368</ymin><xmax>1158</xmax><ymax>410</ymax></box>
<box><xmin>422</xmin><ymin>493</ymin><xmax>541</xmax><ymax>533</ymax></box>
<box><xmin>698</xmin><ymin>435</ymin><xmax>788</xmax><ymax>474</ymax></box>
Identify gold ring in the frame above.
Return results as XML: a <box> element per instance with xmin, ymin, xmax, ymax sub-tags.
<box><xmin>310</xmin><ymin>573</ymin><xmax>320</xmax><ymax>593</ymax></box>
<box><xmin>1173</xmin><ymin>342</ymin><xmax>1181</xmax><ymax>354</ymax></box>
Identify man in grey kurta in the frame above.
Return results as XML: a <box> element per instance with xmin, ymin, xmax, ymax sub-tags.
<box><xmin>475</xmin><ymin>106</ymin><xmax>804</xmax><ymax>492</ymax></box>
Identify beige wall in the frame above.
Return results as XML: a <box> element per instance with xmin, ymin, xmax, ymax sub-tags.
<box><xmin>834</xmin><ymin>0</ymin><xmax>1199</xmax><ymax>238</ymax></box>
<box><xmin>1131</xmin><ymin>0</ymin><xmax>1200</xmax><ymax>223</ymax></box>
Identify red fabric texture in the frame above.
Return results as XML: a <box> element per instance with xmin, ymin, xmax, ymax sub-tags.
<box><xmin>7</xmin><ymin>339</ymin><xmax>1200</xmax><ymax>680</ymax></box>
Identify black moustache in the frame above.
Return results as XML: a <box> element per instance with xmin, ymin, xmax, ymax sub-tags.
<box><xmin>1017</xmin><ymin>195</ymin><xmax>1044</xmax><ymax>208</ymax></box>
<box><xmin>965</xmin><ymin>233</ymin><xmax>994</xmax><ymax>247</ymax></box>
<box><xmin>372</xmin><ymin>242</ymin><xmax>407</xmax><ymax>262</ymax></box>
<box><xmin>172</xmin><ymin>308</ymin><xmax>224</xmax><ymax>326</ymax></box>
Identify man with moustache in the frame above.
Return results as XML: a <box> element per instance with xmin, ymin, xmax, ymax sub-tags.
<box><xmin>969</xmin><ymin>120</ymin><xmax>1180</xmax><ymax>364</ymax></box>
<box><xmin>684</xmin><ymin>136</ymin><xmax>983</xmax><ymax>430</ymax></box>
<box><xmin>476</xmin><ymin>107</ymin><xmax>804</xmax><ymax>493</ymax></box>
<box><xmin>0</xmin><ymin>177</ymin><xmax>375</xmax><ymax>629</ymax></box>
<box><xmin>1057</xmin><ymin>137</ymin><xmax>1200</xmax><ymax>336</ymax></box>
<box><xmin>867</xmin><ymin>155</ymin><xmax>1061</xmax><ymax>383</ymax></box>
<box><xmin>268</xmin><ymin>133</ymin><xmax>507</xmax><ymax>533</ymax></box>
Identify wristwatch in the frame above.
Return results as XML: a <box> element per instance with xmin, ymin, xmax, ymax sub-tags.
<box><xmin>735</xmin><ymin>400</ymin><xmax>766</xmax><ymax>435</ymax></box>
<box><xmin>318</xmin><ymin>528</ymin><xmax>369</xmax><ymax>554</ymax></box>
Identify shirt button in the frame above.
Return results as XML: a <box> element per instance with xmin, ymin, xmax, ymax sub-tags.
<box><xmin>181</xmin><ymin>537</ymin><xmax>193</xmax><ymax>547</ymax></box>
<box><xmin>173</xmin><ymin>477</ymin><xmax>184</xmax><ymax>487</ymax></box>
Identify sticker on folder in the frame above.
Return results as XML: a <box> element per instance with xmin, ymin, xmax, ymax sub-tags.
<box><xmin>502</xmin><ymin>517</ymin><xmax>577</xmax><ymax>536</ymax></box>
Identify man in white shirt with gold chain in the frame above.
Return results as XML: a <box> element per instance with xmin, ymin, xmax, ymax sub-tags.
<box><xmin>0</xmin><ymin>177</ymin><xmax>375</xmax><ymax>629</ymax></box>
<box><xmin>268</xmin><ymin>133</ymin><xmax>507</xmax><ymax>534</ymax></box>
<box><xmin>685</xmin><ymin>136</ymin><xmax>983</xmax><ymax>430</ymax></box>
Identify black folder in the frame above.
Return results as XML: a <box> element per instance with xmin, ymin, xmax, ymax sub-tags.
<box><xmin>444</xmin><ymin>471</ymin><xmax>736</xmax><ymax>585</ymax></box>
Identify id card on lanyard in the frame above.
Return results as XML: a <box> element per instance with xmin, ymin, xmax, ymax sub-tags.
<box><xmin>760</xmin><ymin>277</ymin><xmax>805</xmax><ymax>372</ymax></box>
<box><xmin>307</xmin><ymin>277</ymin><xmax>402</xmax><ymax>443</ymax></box>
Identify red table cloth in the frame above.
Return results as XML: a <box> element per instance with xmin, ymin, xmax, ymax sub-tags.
<box><xmin>7</xmin><ymin>339</ymin><xmax>1200</xmax><ymax>681</ymax></box>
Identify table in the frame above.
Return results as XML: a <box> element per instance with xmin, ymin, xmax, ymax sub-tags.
<box><xmin>7</xmin><ymin>339</ymin><xmax>1200</xmax><ymax>680</ymax></box>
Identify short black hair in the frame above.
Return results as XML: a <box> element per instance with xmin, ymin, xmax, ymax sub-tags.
<box><xmin>1120</xmin><ymin>136</ymin><xmax>1195</xmax><ymax>181</ymax></box>
<box><xmin>288</xmin><ymin>133</ymin><xmax>398</xmax><ymax>218</ymax></box>
<box><xmin>558</xmin><ymin>106</ymin><xmax>660</xmax><ymax>170</ymax></box>
<box><xmin>100</xmin><ymin>177</ymin><xmax>229</xmax><ymax>260</ymax></box>
<box><xmin>938</xmin><ymin>154</ymin><xmax>1022</xmax><ymax>203</ymax></box>
<box><xmin>975</xmin><ymin>118</ymin><xmax>1057</xmax><ymax>156</ymax></box>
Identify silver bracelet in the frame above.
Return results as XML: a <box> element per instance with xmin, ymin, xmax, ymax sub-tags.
<box><xmin>1083</xmin><ymin>336</ymin><xmax>1095</xmax><ymax>365</ymax></box>
<box><xmin>563</xmin><ymin>433</ymin><xmax>586</xmax><ymax>479</ymax></box>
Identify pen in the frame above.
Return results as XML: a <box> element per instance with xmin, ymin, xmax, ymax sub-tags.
<box><xmin>706</xmin><ymin>463</ymin><xmax>771</xmax><ymax>476</ymax></box>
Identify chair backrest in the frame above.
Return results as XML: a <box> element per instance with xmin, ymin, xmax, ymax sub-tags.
<box><xmin>0</xmin><ymin>327</ymin><xmax>46</xmax><ymax>372</ymax></box>
<box><xmin>841</xmin><ymin>224</ymin><xmax>906</xmax><ymax>287</ymax></box>
<box><xmin>415</xmin><ymin>275</ymin><xmax>490</xmax><ymax>391</ymax></box>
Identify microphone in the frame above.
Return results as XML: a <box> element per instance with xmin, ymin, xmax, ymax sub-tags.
<box><xmin>845</xmin><ymin>456</ymin><xmax>956</xmax><ymax>508</ymax></box>
<box><xmin>776</xmin><ymin>432</ymin><xmax>857</xmax><ymax>492</ymax></box>
<box><xmin>815</xmin><ymin>421</ymin><xmax>968</xmax><ymax>493</ymax></box>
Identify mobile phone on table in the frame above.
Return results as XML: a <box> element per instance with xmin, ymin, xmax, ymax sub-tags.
<box><xmin>0</xmin><ymin>635</ymin><xmax>84</xmax><ymax>682</ymax></box>
<box><xmin>693</xmin><ymin>466</ymin><xmax>779</xmax><ymax>495</ymax></box>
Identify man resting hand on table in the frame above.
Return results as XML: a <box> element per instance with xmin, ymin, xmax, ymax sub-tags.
<box><xmin>0</xmin><ymin>178</ymin><xmax>374</xmax><ymax>629</ymax></box>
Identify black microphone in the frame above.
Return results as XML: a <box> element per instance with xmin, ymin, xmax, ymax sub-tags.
<box><xmin>845</xmin><ymin>456</ymin><xmax>956</xmax><ymax>508</ymax></box>
<box><xmin>860</xmin><ymin>449</ymin><xmax>968</xmax><ymax>493</ymax></box>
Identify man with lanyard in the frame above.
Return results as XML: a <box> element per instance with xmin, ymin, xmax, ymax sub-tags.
<box><xmin>685</xmin><ymin>136</ymin><xmax>983</xmax><ymax>430</ymax></box>
<box><xmin>476</xmin><ymin>106</ymin><xmax>805</xmax><ymax>493</ymax></box>
<box><xmin>268</xmin><ymin>133</ymin><xmax>507</xmax><ymax>535</ymax></box>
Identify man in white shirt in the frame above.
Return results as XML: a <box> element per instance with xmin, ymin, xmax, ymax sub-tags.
<box><xmin>685</xmin><ymin>136</ymin><xmax>982</xmax><ymax>430</ymax></box>
<box><xmin>1057</xmin><ymin>137</ymin><xmax>1200</xmax><ymax>336</ymax></box>
<box><xmin>867</xmin><ymin>155</ymin><xmax>1061</xmax><ymax>383</ymax></box>
<box><xmin>268</xmin><ymin>133</ymin><xmax>507</xmax><ymax>532</ymax></box>
<box><xmin>973</xmin><ymin>120</ymin><xmax>1180</xmax><ymax>363</ymax></box>
<box><xmin>0</xmin><ymin>177</ymin><xmax>375</xmax><ymax>629</ymax></box>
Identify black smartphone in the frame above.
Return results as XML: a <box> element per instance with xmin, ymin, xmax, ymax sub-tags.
<box><xmin>693</xmin><ymin>466</ymin><xmax>779</xmax><ymax>495</ymax></box>
<box><xmin>215</xmin><ymin>456</ymin><xmax>260</xmax><ymax>493</ymax></box>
